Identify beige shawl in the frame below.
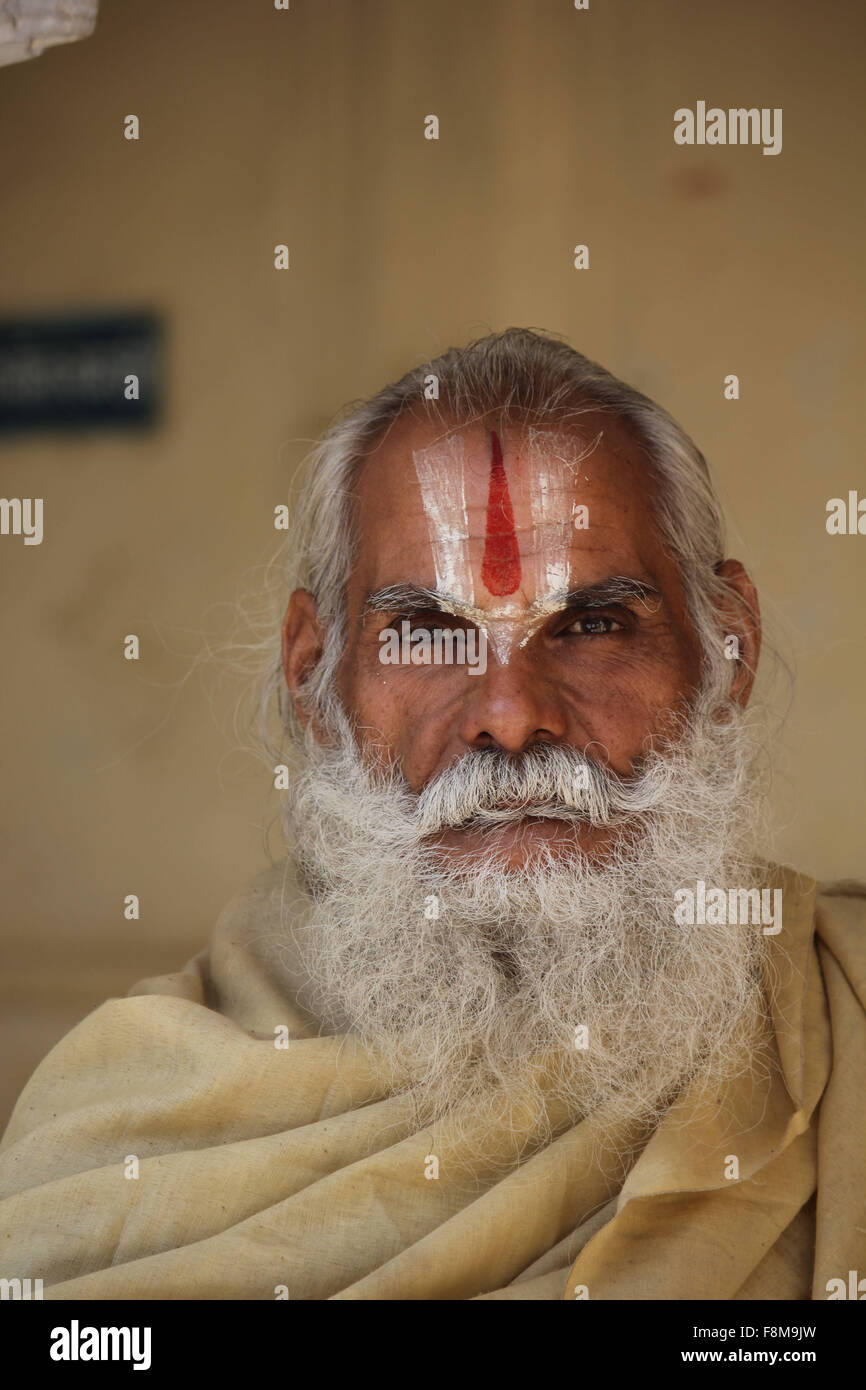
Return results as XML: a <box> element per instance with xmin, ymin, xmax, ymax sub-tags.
<box><xmin>1</xmin><ymin>861</ymin><xmax>864</xmax><ymax>1300</ymax></box>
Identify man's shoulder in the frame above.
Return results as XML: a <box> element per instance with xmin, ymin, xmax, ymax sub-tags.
<box><xmin>816</xmin><ymin>877</ymin><xmax>866</xmax><ymax>903</ymax></box>
<box><xmin>0</xmin><ymin>859</ymin><xmax>318</xmax><ymax>1170</ymax></box>
<box><xmin>815</xmin><ymin>875</ymin><xmax>866</xmax><ymax>927</ymax></box>
<box><xmin>126</xmin><ymin>859</ymin><xmax>293</xmax><ymax>993</ymax></box>
<box><xmin>814</xmin><ymin>876</ymin><xmax>866</xmax><ymax>1007</ymax></box>
<box><xmin>128</xmin><ymin>857</ymin><xmax>319</xmax><ymax>1035</ymax></box>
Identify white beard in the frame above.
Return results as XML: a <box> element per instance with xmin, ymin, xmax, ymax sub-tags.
<box><xmin>280</xmin><ymin>703</ymin><xmax>775</xmax><ymax>1161</ymax></box>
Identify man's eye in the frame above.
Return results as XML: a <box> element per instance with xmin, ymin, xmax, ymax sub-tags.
<box><xmin>564</xmin><ymin>614</ymin><xmax>624</xmax><ymax>636</ymax></box>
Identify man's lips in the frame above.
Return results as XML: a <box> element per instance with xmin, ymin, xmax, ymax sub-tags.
<box><xmin>449</xmin><ymin>801</ymin><xmax>565</xmax><ymax>825</ymax></box>
<box><xmin>433</xmin><ymin>809</ymin><xmax>573</xmax><ymax>834</ymax></box>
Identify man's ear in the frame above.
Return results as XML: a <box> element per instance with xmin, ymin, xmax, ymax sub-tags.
<box><xmin>713</xmin><ymin>559</ymin><xmax>761</xmax><ymax>706</ymax></box>
<box><xmin>281</xmin><ymin>589</ymin><xmax>326</xmax><ymax>729</ymax></box>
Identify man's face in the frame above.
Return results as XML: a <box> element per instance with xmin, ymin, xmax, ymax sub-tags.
<box><xmin>327</xmin><ymin>410</ymin><xmax>705</xmax><ymax>863</ymax></box>
<box><xmin>280</xmin><ymin>408</ymin><xmax>765</xmax><ymax>1135</ymax></box>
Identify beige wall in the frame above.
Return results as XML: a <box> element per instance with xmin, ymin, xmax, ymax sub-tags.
<box><xmin>1</xmin><ymin>0</ymin><xmax>864</xmax><ymax>1125</ymax></box>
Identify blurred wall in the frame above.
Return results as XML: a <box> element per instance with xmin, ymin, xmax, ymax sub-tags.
<box><xmin>1</xmin><ymin>0</ymin><xmax>864</xmax><ymax>1125</ymax></box>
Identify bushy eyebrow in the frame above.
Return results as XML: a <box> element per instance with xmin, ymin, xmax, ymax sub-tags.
<box><xmin>364</xmin><ymin>584</ymin><xmax>464</xmax><ymax>616</ymax></box>
<box><xmin>557</xmin><ymin>578</ymin><xmax>662</xmax><ymax>610</ymax></box>
<box><xmin>362</xmin><ymin>577</ymin><xmax>661</xmax><ymax>620</ymax></box>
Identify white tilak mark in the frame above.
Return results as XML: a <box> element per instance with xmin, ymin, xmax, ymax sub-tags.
<box><xmin>526</xmin><ymin>427</ymin><xmax>586</xmax><ymax>598</ymax></box>
<box><xmin>412</xmin><ymin>433</ymin><xmax>475</xmax><ymax>606</ymax></box>
<box><xmin>411</xmin><ymin>426</ymin><xmax>602</xmax><ymax>667</ymax></box>
<box><xmin>430</xmin><ymin>598</ymin><xmax>523</xmax><ymax>666</ymax></box>
<box><xmin>482</xmin><ymin>618</ymin><xmax>522</xmax><ymax>666</ymax></box>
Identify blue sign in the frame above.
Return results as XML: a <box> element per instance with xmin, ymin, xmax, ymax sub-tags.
<box><xmin>0</xmin><ymin>311</ymin><xmax>163</xmax><ymax>434</ymax></box>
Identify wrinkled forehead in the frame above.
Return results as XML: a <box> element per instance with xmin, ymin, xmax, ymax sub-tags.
<box><xmin>415</xmin><ymin>426</ymin><xmax>594</xmax><ymax>522</ymax></box>
<box><xmin>352</xmin><ymin>413</ymin><xmax>655</xmax><ymax>597</ymax></box>
<box><xmin>412</xmin><ymin>423</ymin><xmax>598</xmax><ymax>601</ymax></box>
<box><xmin>414</xmin><ymin>422</ymin><xmax>596</xmax><ymax>512</ymax></box>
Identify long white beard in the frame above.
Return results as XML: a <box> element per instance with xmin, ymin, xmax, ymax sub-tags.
<box><xmin>280</xmin><ymin>704</ymin><xmax>775</xmax><ymax>1159</ymax></box>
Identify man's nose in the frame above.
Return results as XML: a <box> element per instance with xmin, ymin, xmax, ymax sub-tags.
<box><xmin>457</xmin><ymin>657</ymin><xmax>569</xmax><ymax>754</ymax></box>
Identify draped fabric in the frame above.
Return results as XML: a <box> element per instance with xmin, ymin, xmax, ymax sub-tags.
<box><xmin>1</xmin><ymin>861</ymin><xmax>864</xmax><ymax>1300</ymax></box>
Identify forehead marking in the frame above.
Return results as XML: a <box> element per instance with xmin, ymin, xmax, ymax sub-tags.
<box><xmin>526</xmin><ymin>426</ymin><xmax>591</xmax><ymax>598</ymax></box>
<box><xmin>481</xmin><ymin>428</ymin><xmax>521</xmax><ymax>596</ymax></box>
<box><xmin>411</xmin><ymin>431</ymin><xmax>474</xmax><ymax>603</ymax></box>
<box><xmin>410</xmin><ymin>425</ymin><xmax>597</xmax><ymax>666</ymax></box>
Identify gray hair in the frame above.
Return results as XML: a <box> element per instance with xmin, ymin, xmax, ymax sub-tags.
<box><xmin>249</xmin><ymin>328</ymin><xmax>752</xmax><ymax>761</ymax></box>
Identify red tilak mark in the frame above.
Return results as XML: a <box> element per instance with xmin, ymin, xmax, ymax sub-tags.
<box><xmin>481</xmin><ymin>429</ymin><xmax>521</xmax><ymax>595</ymax></box>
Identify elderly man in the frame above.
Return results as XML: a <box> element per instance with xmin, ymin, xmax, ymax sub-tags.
<box><xmin>1</xmin><ymin>328</ymin><xmax>864</xmax><ymax>1301</ymax></box>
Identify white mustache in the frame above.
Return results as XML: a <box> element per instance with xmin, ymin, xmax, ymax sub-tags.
<box><xmin>413</xmin><ymin>743</ymin><xmax>677</xmax><ymax>836</ymax></box>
